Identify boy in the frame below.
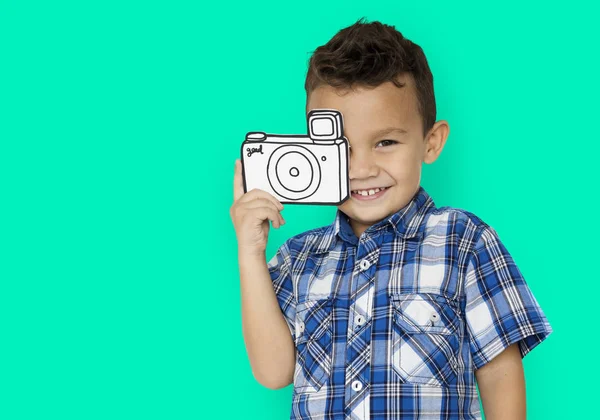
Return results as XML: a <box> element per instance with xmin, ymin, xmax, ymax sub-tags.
<box><xmin>230</xmin><ymin>19</ymin><xmax>552</xmax><ymax>420</ymax></box>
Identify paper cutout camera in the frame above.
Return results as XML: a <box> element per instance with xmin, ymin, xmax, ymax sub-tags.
<box><xmin>241</xmin><ymin>109</ymin><xmax>350</xmax><ymax>205</ymax></box>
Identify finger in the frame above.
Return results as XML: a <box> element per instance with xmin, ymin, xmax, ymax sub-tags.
<box><xmin>241</xmin><ymin>199</ymin><xmax>284</xmax><ymax>226</ymax></box>
<box><xmin>239</xmin><ymin>187</ymin><xmax>284</xmax><ymax>211</ymax></box>
<box><xmin>242</xmin><ymin>198</ymin><xmax>280</xmax><ymax>213</ymax></box>
<box><xmin>251</xmin><ymin>207</ymin><xmax>281</xmax><ymax>229</ymax></box>
<box><xmin>233</xmin><ymin>159</ymin><xmax>245</xmax><ymax>202</ymax></box>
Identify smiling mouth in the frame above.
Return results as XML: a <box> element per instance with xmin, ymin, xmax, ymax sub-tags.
<box><xmin>351</xmin><ymin>187</ymin><xmax>388</xmax><ymax>196</ymax></box>
<box><xmin>351</xmin><ymin>186</ymin><xmax>389</xmax><ymax>200</ymax></box>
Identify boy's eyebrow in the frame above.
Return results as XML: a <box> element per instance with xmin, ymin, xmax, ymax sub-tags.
<box><xmin>369</xmin><ymin>127</ymin><xmax>409</xmax><ymax>138</ymax></box>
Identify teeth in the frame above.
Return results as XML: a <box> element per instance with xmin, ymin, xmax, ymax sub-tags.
<box><xmin>352</xmin><ymin>187</ymin><xmax>386</xmax><ymax>196</ymax></box>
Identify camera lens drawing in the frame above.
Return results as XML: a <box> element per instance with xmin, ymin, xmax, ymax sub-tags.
<box><xmin>267</xmin><ymin>145</ymin><xmax>321</xmax><ymax>200</ymax></box>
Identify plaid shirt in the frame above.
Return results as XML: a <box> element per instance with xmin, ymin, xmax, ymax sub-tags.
<box><xmin>267</xmin><ymin>186</ymin><xmax>553</xmax><ymax>419</ymax></box>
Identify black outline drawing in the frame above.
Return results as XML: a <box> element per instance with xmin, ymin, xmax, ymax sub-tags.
<box><xmin>240</xmin><ymin>109</ymin><xmax>350</xmax><ymax>206</ymax></box>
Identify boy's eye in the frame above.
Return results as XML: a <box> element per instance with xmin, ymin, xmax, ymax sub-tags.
<box><xmin>377</xmin><ymin>139</ymin><xmax>398</xmax><ymax>147</ymax></box>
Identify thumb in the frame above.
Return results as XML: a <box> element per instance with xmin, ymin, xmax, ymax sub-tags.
<box><xmin>233</xmin><ymin>159</ymin><xmax>245</xmax><ymax>202</ymax></box>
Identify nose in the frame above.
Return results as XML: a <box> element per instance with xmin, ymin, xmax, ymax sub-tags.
<box><xmin>349</xmin><ymin>149</ymin><xmax>378</xmax><ymax>179</ymax></box>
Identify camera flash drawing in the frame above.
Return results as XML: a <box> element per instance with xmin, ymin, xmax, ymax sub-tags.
<box><xmin>241</xmin><ymin>109</ymin><xmax>350</xmax><ymax>205</ymax></box>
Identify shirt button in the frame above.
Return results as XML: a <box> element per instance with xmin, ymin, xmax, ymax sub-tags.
<box><xmin>351</xmin><ymin>380</ymin><xmax>363</xmax><ymax>391</ymax></box>
<box><xmin>298</xmin><ymin>321</ymin><xmax>305</xmax><ymax>333</ymax></box>
<box><xmin>359</xmin><ymin>259</ymin><xmax>371</xmax><ymax>271</ymax></box>
<box><xmin>430</xmin><ymin>312</ymin><xmax>440</xmax><ymax>324</ymax></box>
<box><xmin>356</xmin><ymin>315</ymin><xmax>365</xmax><ymax>326</ymax></box>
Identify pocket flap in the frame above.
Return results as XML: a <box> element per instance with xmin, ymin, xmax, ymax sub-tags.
<box><xmin>391</xmin><ymin>293</ymin><xmax>459</xmax><ymax>335</ymax></box>
<box><xmin>296</xmin><ymin>297</ymin><xmax>333</xmax><ymax>344</ymax></box>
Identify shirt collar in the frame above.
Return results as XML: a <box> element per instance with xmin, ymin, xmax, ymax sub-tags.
<box><xmin>312</xmin><ymin>186</ymin><xmax>435</xmax><ymax>253</ymax></box>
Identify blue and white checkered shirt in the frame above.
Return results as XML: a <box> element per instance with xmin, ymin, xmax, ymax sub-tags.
<box><xmin>267</xmin><ymin>186</ymin><xmax>553</xmax><ymax>419</ymax></box>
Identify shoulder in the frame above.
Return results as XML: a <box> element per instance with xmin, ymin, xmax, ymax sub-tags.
<box><xmin>422</xmin><ymin>205</ymin><xmax>517</xmax><ymax>276</ymax></box>
<box><xmin>420</xmin><ymin>205</ymin><xmax>502</xmax><ymax>261</ymax></box>
<box><xmin>282</xmin><ymin>223</ymin><xmax>334</xmax><ymax>254</ymax></box>
<box><xmin>422</xmin><ymin>205</ymin><xmax>493</xmax><ymax>240</ymax></box>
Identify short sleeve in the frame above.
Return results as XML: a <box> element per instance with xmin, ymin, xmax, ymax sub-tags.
<box><xmin>267</xmin><ymin>241</ymin><xmax>296</xmax><ymax>342</ymax></box>
<box><xmin>464</xmin><ymin>225</ymin><xmax>553</xmax><ymax>370</ymax></box>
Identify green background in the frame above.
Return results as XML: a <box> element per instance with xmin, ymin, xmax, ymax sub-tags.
<box><xmin>2</xmin><ymin>0</ymin><xmax>598</xmax><ymax>418</ymax></box>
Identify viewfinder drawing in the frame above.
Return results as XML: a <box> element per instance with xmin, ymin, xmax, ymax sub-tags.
<box><xmin>241</xmin><ymin>109</ymin><xmax>350</xmax><ymax>205</ymax></box>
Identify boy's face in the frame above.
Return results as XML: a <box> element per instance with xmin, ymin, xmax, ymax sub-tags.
<box><xmin>307</xmin><ymin>74</ymin><xmax>449</xmax><ymax>238</ymax></box>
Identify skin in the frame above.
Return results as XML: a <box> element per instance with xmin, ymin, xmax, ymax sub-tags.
<box><xmin>475</xmin><ymin>343</ymin><xmax>527</xmax><ymax>419</ymax></box>
<box><xmin>307</xmin><ymin>75</ymin><xmax>527</xmax><ymax>418</ymax></box>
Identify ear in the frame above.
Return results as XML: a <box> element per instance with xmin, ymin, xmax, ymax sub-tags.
<box><xmin>423</xmin><ymin>120</ymin><xmax>450</xmax><ymax>164</ymax></box>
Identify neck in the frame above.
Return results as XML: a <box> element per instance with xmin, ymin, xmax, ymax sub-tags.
<box><xmin>350</xmin><ymin>220</ymin><xmax>369</xmax><ymax>239</ymax></box>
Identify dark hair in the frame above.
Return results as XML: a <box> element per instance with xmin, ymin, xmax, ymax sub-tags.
<box><xmin>305</xmin><ymin>18</ymin><xmax>436</xmax><ymax>137</ymax></box>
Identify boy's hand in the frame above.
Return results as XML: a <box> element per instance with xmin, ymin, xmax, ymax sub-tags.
<box><xmin>230</xmin><ymin>159</ymin><xmax>285</xmax><ymax>257</ymax></box>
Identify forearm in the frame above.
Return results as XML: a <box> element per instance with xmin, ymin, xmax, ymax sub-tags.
<box><xmin>239</xmin><ymin>251</ymin><xmax>295</xmax><ymax>389</ymax></box>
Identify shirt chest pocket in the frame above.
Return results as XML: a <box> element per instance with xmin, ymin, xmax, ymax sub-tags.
<box><xmin>390</xmin><ymin>293</ymin><xmax>461</xmax><ymax>387</ymax></box>
<box><xmin>294</xmin><ymin>296</ymin><xmax>333</xmax><ymax>393</ymax></box>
